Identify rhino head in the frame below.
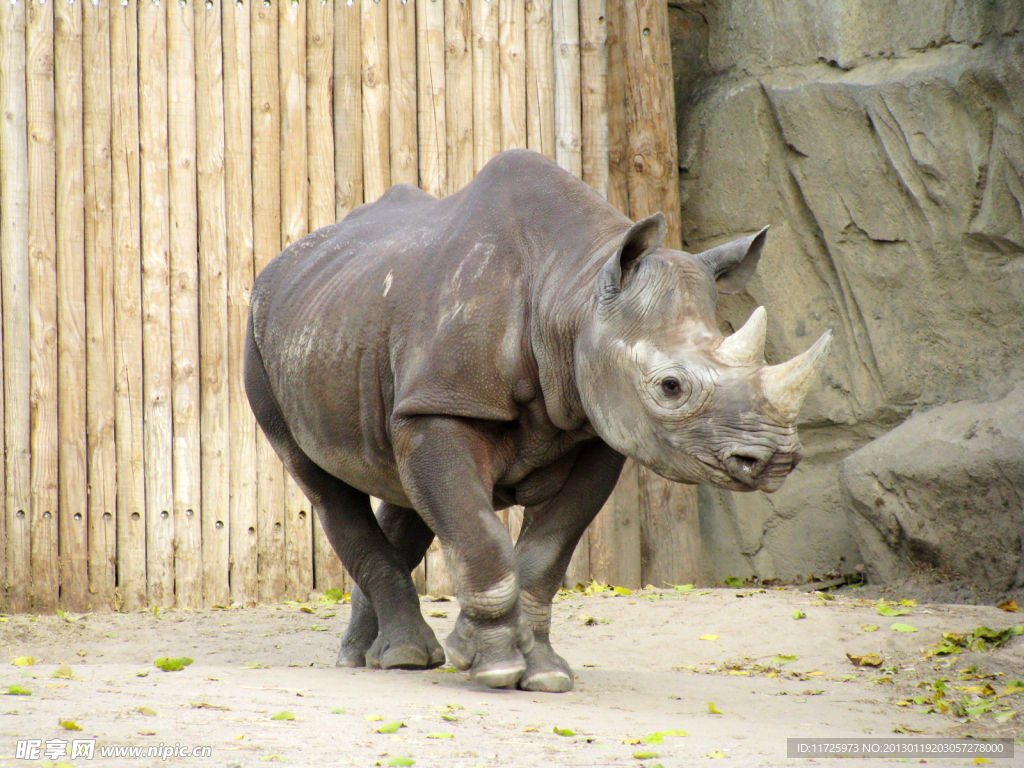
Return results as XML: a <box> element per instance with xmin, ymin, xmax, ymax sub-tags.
<box><xmin>577</xmin><ymin>212</ymin><xmax>832</xmax><ymax>493</ymax></box>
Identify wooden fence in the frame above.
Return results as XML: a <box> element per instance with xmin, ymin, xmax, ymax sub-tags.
<box><xmin>0</xmin><ymin>0</ymin><xmax>688</xmax><ymax>612</ymax></box>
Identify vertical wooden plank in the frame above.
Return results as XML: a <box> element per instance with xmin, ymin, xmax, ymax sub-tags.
<box><xmin>55</xmin><ymin>0</ymin><xmax>90</xmax><ymax>610</ymax></box>
<box><xmin>252</xmin><ymin>0</ymin><xmax>285</xmax><ymax>604</ymax></box>
<box><xmin>604</xmin><ymin>0</ymin><xmax>628</xmax><ymax>214</ymax></box>
<box><xmin>579</xmin><ymin>0</ymin><xmax>608</xmax><ymax>198</ymax></box>
<box><xmin>138</xmin><ymin>0</ymin><xmax>175</xmax><ymax>607</ymax></box>
<box><xmin>619</xmin><ymin>0</ymin><xmax>681</xmax><ymax>247</ymax></box>
<box><xmin>223</xmin><ymin>0</ymin><xmax>258</xmax><ymax>603</ymax></box>
<box><xmin>498</xmin><ymin>0</ymin><xmax>525</xmax><ymax>151</ymax></box>
<box><xmin>444</xmin><ymin>0</ymin><xmax>472</xmax><ymax>193</ymax></box>
<box><xmin>309</xmin><ymin>0</ymin><xmax>345</xmax><ymax>593</ymax></box>
<box><xmin>195</xmin><ymin>0</ymin><xmax>231</xmax><ymax>607</ymax></box>
<box><xmin>27</xmin><ymin>0</ymin><xmax>59</xmax><ymax>613</ymax></box>
<box><xmin>361</xmin><ymin>0</ymin><xmax>389</xmax><ymax>201</ymax></box>
<box><xmin>334</xmin><ymin>0</ymin><xmax>362</xmax><ymax>222</ymax></box>
<box><xmin>471</xmin><ymin>0</ymin><xmax>499</xmax><ymax>172</ymax></box>
<box><xmin>416</xmin><ymin>0</ymin><xmax>445</xmax><ymax>199</ymax></box>
<box><xmin>551</xmin><ymin>0</ymin><xmax>580</xmax><ymax>177</ymax></box>
<box><xmin>524</xmin><ymin>0</ymin><xmax>553</xmax><ymax>159</ymax></box>
<box><xmin>280</xmin><ymin>0</ymin><xmax>313</xmax><ymax>601</ymax></box>
<box><xmin>587</xmin><ymin>459</ymin><xmax>641</xmax><ymax>588</ymax></box>
<box><xmin>639</xmin><ymin>465</ymin><xmax>700</xmax><ymax>586</ymax></box>
<box><xmin>83</xmin><ymin>0</ymin><xmax>117</xmax><ymax>612</ymax></box>
<box><xmin>168</xmin><ymin>0</ymin><xmax>203</xmax><ymax>609</ymax></box>
<box><xmin>0</xmin><ymin>0</ymin><xmax>31</xmax><ymax>613</ymax></box>
<box><xmin>110</xmin><ymin>0</ymin><xmax>147</xmax><ymax>611</ymax></box>
<box><xmin>388</xmin><ymin>0</ymin><xmax>416</xmax><ymax>186</ymax></box>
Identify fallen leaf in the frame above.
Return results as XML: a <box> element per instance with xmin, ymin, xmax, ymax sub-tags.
<box><xmin>997</xmin><ymin>600</ymin><xmax>1019</xmax><ymax>612</ymax></box>
<box><xmin>366</xmin><ymin>714</ymin><xmax>385</xmax><ymax>721</ymax></box>
<box><xmin>12</xmin><ymin>656</ymin><xmax>34</xmax><ymax>667</ymax></box>
<box><xmin>376</xmin><ymin>721</ymin><xmax>405</xmax><ymax>734</ymax></box>
<box><xmin>5</xmin><ymin>685</ymin><xmax>31</xmax><ymax>695</ymax></box>
<box><xmin>191</xmin><ymin>702</ymin><xmax>230</xmax><ymax>711</ymax></box>
<box><xmin>425</xmin><ymin>733</ymin><xmax>454</xmax><ymax>739</ymax></box>
<box><xmin>441</xmin><ymin>714</ymin><xmax>458</xmax><ymax>722</ymax></box>
<box><xmin>612</xmin><ymin>586</ymin><xmax>633</xmax><ymax>596</ymax></box>
<box><xmin>270</xmin><ymin>712</ymin><xmax>295</xmax><ymax>721</ymax></box>
<box><xmin>700</xmin><ymin>634</ymin><xmax>720</xmax><ymax>641</ymax></box>
<box><xmin>622</xmin><ymin>738</ymin><xmax>641</xmax><ymax>745</ymax></box>
<box><xmin>59</xmin><ymin>720</ymin><xmax>82</xmax><ymax>731</ymax></box>
<box><xmin>642</xmin><ymin>733</ymin><xmax>663</xmax><ymax>745</ymax></box>
<box><xmin>428</xmin><ymin>611</ymin><xmax>447</xmax><ymax>618</ymax></box>
<box><xmin>890</xmin><ymin>623</ymin><xmax>918</xmax><ymax>633</ymax></box>
<box><xmin>793</xmin><ymin>610</ymin><xmax>806</xmax><ymax>620</ymax></box>
<box><xmin>846</xmin><ymin>652</ymin><xmax>884</xmax><ymax>667</ymax></box>
<box><xmin>770</xmin><ymin>655</ymin><xmax>797</xmax><ymax>666</ymax></box>
<box><xmin>299</xmin><ymin>606</ymin><xmax>315</xmax><ymax>614</ymax></box>
<box><xmin>973</xmin><ymin>758</ymin><xmax>992</xmax><ymax>764</ymax></box>
<box><xmin>330</xmin><ymin>708</ymin><xmax>345</xmax><ymax>714</ymax></box>
<box><xmin>137</xmin><ymin>706</ymin><xmax>158</xmax><ymax>716</ymax></box>
<box><xmin>708</xmin><ymin>702</ymin><xmax>724</xmax><ymax>714</ymax></box>
<box><xmin>552</xmin><ymin>726</ymin><xmax>575</xmax><ymax>737</ymax></box>
<box><xmin>318</xmin><ymin>588</ymin><xmax>346</xmax><ymax>604</ymax></box>
<box><xmin>723</xmin><ymin>577</ymin><xmax>745</xmax><ymax>588</ymax></box>
<box><xmin>154</xmin><ymin>657</ymin><xmax>194</xmax><ymax>672</ymax></box>
<box><xmin>861</xmin><ymin>624</ymin><xmax>880</xmax><ymax>632</ymax></box>
<box><xmin>633</xmin><ymin>752</ymin><xmax>659</xmax><ymax>759</ymax></box>
<box><xmin>706</xmin><ymin>750</ymin><xmax>727</xmax><ymax>758</ymax></box>
<box><xmin>386</xmin><ymin>759</ymin><xmax>415</xmax><ymax>767</ymax></box>
<box><xmin>671</xmin><ymin>584</ymin><xmax>695</xmax><ymax>593</ymax></box>
<box><xmin>877</xmin><ymin>600</ymin><xmax>910</xmax><ymax>617</ymax></box>
<box><xmin>52</xmin><ymin>665</ymin><xmax>74</xmax><ymax>679</ymax></box>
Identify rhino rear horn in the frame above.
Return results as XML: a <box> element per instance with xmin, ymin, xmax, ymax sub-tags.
<box><xmin>717</xmin><ymin>306</ymin><xmax>767</xmax><ymax>366</ymax></box>
<box><xmin>760</xmin><ymin>329</ymin><xmax>833</xmax><ymax>420</ymax></box>
<box><xmin>600</xmin><ymin>212</ymin><xmax>667</xmax><ymax>294</ymax></box>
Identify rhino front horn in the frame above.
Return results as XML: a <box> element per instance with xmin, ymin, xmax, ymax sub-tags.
<box><xmin>760</xmin><ymin>329</ymin><xmax>833</xmax><ymax>420</ymax></box>
<box><xmin>717</xmin><ymin>306</ymin><xmax>767</xmax><ymax>366</ymax></box>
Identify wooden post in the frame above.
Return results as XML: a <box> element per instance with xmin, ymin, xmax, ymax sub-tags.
<box><xmin>195</xmin><ymin>0</ymin><xmax>231</xmax><ymax>607</ymax></box>
<box><xmin>444</xmin><ymin>0</ymin><xmax>472</xmax><ymax>193</ymax></box>
<box><xmin>639</xmin><ymin>465</ymin><xmax>700</xmax><ymax>587</ymax></box>
<box><xmin>139</xmin><ymin>0</ymin><xmax>175</xmax><ymax>608</ymax></box>
<box><xmin>604</xmin><ymin>0</ymin><xmax>628</xmax><ymax>214</ymax></box>
<box><xmin>280</xmin><ymin>0</ymin><xmax>313</xmax><ymax>601</ymax></box>
<box><xmin>308</xmin><ymin>0</ymin><xmax>344</xmax><ymax>594</ymax></box>
<box><xmin>334</xmin><ymin>0</ymin><xmax>362</xmax><ymax>223</ymax></box>
<box><xmin>471</xmin><ymin>0</ymin><xmax>499</xmax><ymax>172</ymax></box>
<box><xmin>223</xmin><ymin>0</ymin><xmax>259</xmax><ymax>603</ymax></box>
<box><xmin>498</xmin><ymin>0</ymin><xmax>526</xmax><ymax>151</ymax></box>
<box><xmin>416</xmin><ymin>0</ymin><xmax>445</xmax><ymax>200</ymax></box>
<box><xmin>0</xmin><ymin>0</ymin><xmax>31</xmax><ymax>613</ymax></box>
<box><xmin>361</xmin><ymin>0</ymin><xmax>389</xmax><ymax>201</ymax></box>
<box><xmin>27</xmin><ymin>0</ymin><xmax>59</xmax><ymax>613</ymax></box>
<box><xmin>389</xmin><ymin>0</ymin><xmax>416</xmax><ymax>186</ymax></box>
<box><xmin>524</xmin><ymin>0</ymin><xmax>553</xmax><ymax>159</ymax></box>
<box><xmin>551</xmin><ymin>0</ymin><xmax>581</xmax><ymax>177</ymax></box>
<box><xmin>168</xmin><ymin>0</ymin><xmax>203</xmax><ymax>609</ymax></box>
<box><xmin>83</xmin><ymin>0</ymin><xmax>118</xmax><ymax>611</ymax></box>
<box><xmin>55</xmin><ymin>0</ymin><xmax>90</xmax><ymax>610</ymax></box>
<box><xmin>579</xmin><ymin>0</ymin><xmax>608</xmax><ymax>198</ymax></box>
<box><xmin>588</xmin><ymin>459</ymin><xmax>642</xmax><ymax>588</ymax></box>
<box><xmin>110</xmin><ymin>0</ymin><xmax>147</xmax><ymax>611</ymax></box>
<box><xmin>252</xmin><ymin>0</ymin><xmax>286</xmax><ymax>604</ymax></box>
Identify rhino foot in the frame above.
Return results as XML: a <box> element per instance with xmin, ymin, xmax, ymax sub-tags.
<box><xmin>518</xmin><ymin>641</ymin><xmax>574</xmax><ymax>692</ymax></box>
<box><xmin>445</xmin><ymin>611</ymin><xmax>534</xmax><ymax>689</ymax></box>
<box><xmin>364</xmin><ymin>622</ymin><xmax>446</xmax><ymax>671</ymax></box>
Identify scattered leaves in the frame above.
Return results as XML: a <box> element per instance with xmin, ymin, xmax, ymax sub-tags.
<box><xmin>154</xmin><ymin>657</ymin><xmax>194</xmax><ymax>672</ymax></box>
<box><xmin>846</xmin><ymin>653</ymin><xmax>884</xmax><ymax>667</ymax></box>
<box><xmin>925</xmin><ymin>625</ymin><xmax>1024</xmax><ymax>657</ymax></box>
<box><xmin>376</xmin><ymin>721</ymin><xmax>405</xmax><ymax>734</ymax></box>
<box><xmin>426</xmin><ymin>733</ymin><xmax>454</xmax><ymax>739</ymax></box>
<box><xmin>270</xmin><ymin>712</ymin><xmax>295</xmax><ymax>721</ymax></box>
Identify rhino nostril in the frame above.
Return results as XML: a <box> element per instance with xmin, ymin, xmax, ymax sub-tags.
<box><xmin>723</xmin><ymin>450</ymin><xmax>772</xmax><ymax>486</ymax></box>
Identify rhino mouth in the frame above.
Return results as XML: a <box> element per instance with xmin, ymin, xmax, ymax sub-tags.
<box><xmin>670</xmin><ymin>450</ymin><xmax>800</xmax><ymax>493</ymax></box>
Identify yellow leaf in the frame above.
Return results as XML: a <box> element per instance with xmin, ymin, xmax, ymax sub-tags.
<box><xmin>366</xmin><ymin>714</ymin><xmax>385</xmax><ymax>721</ymax></box>
<box><xmin>846</xmin><ymin>652</ymin><xmax>883</xmax><ymax>667</ymax></box>
<box><xmin>13</xmin><ymin>656</ymin><xmax>35</xmax><ymax>667</ymax></box>
<box><xmin>706</xmin><ymin>750</ymin><xmax>727</xmax><ymax>758</ymax></box>
<box><xmin>807</xmin><ymin>671</ymin><xmax>825</xmax><ymax>676</ymax></box>
<box><xmin>998</xmin><ymin>600</ymin><xmax>1020</xmax><ymax>612</ymax></box>
<box><xmin>708</xmin><ymin>702</ymin><xmax>724</xmax><ymax>714</ymax></box>
<box><xmin>973</xmin><ymin>758</ymin><xmax>992</xmax><ymax>764</ymax></box>
<box><xmin>700</xmin><ymin>634</ymin><xmax>720</xmax><ymax>641</ymax></box>
<box><xmin>622</xmin><ymin>739</ymin><xmax>641</xmax><ymax>745</ymax></box>
<box><xmin>59</xmin><ymin>720</ymin><xmax>82</xmax><ymax>731</ymax></box>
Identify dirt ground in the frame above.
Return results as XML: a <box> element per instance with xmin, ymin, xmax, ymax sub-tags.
<box><xmin>2</xmin><ymin>585</ymin><xmax>1023</xmax><ymax>768</ymax></box>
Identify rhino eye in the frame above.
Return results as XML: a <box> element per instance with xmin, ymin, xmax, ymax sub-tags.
<box><xmin>661</xmin><ymin>377</ymin><xmax>682</xmax><ymax>395</ymax></box>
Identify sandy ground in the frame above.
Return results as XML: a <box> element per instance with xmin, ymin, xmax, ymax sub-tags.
<box><xmin>2</xmin><ymin>585</ymin><xmax>1023</xmax><ymax>768</ymax></box>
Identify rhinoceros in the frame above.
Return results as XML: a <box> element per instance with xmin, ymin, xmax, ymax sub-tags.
<box><xmin>245</xmin><ymin>149</ymin><xmax>831</xmax><ymax>692</ymax></box>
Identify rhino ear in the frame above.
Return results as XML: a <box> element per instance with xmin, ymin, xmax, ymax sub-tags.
<box><xmin>600</xmin><ymin>212</ymin><xmax>667</xmax><ymax>294</ymax></box>
<box><xmin>695</xmin><ymin>226</ymin><xmax>769</xmax><ymax>295</ymax></box>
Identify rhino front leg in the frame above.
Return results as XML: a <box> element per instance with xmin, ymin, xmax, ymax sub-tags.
<box><xmin>395</xmin><ymin>417</ymin><xmax>534</xmax><ymax>689</ymax></box>
<box><xmin>515</xmin><ymin>442</ymin><xmax>625</xmax><ymax>692</ymax></box>
<box><xmin>338</xmin><ymin>502</ymin><xmax>442</xmax><ymax>669</ymax></box>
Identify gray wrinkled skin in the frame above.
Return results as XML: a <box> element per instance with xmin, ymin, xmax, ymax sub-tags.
<box><xmin>245</xmin><ymin>149</ymin><xmax>829</xmax><ymax>691</ymax></box>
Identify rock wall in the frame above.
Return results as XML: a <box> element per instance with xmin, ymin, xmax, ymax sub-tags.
<box><xmin>668</xmin><ymin>0</ymin><xmax>1024</xmax><ymax>585</ymax></box>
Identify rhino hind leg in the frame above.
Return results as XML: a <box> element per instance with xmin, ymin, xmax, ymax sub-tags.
<box><xmin>338</xmin><ymin>503</ymin><xmax>443</xmax><ymax>669</ymax></box>
<box><xmin>244</xmin><ymin>321</ymin><xmax>443</xmax><ymax>672</ymax></box>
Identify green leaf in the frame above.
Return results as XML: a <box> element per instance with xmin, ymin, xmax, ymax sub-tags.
<box><xmin>441</xmin><ymin>714</ymin><xmax>458</xmax><ymax>722</ymax></box>
<box><xmin>792</xmin><ymin>610</ymin><xmax>806</xmax><ymax>620</ymax></box>
<box><xmin>57</xmin><ymin>609</ymin><xmax>76</xmax><ymax>623</ymax></box>
<box><xmin>330</xmin><ymin>708</ymin><xmax>345</xmax><ymax>714</ymax></box>
<box><xmin>660</xmin><ymin>729</ymin><xmax>689</xmax><ymax>737</ymax></box>
<box><xmin>386</xmin><ymin>759</ymin><xmax>415</xmax><ymax>767</ymax></box>
<box><xmin>59</xmin><ymin>720</ymin><xmax>82</xmax><ymax>731</ymax></box>
<box><xmin>376</xmin><ymin>721</ymin><xmax>405</xmax><ymax>734</ymax></box>
<box><xmin>877</xmin><ymin>600</ymin><xmax>910</xmax><ymax>617</ymax></box>
<box><xmin>426</xmin><ymin>733</ymin><xmax>454</xmax><ymax>739</ymax></box>
<box><xmin>552</xmin><ymin>726</ymin><xmax>575</xmax><ymax>736</ymax></box>
<box><xmin>52</xmin><ymin>665</ymin><xmax>74</xmax><ymax>679</ymax></box>
<box><xmin>770</xmin><ymin>655</ymin><xmax>797</xmax><ymax>666</ymax></box>
<box><xmin>861</xmin><ymin>624</ymin><xmax>880</xmax><ymax>632</ymax></box>
<box><xmin>633</xmin><ymin>752</ymin><xmax>659</xmax><ymax>759</ymax></box>
<box><xmin>641</xmin><ymin>733</ymin><xmax>663</xmax><ymax>745</ymax></box>
<box><xmin>708</xmin><ymin>702</ymin><xmax>724</xmax><ymax>714</ymax></box>
<box><xmin>319</xmin><ymin>588</ymin><xmax>346</xmax><ymax>604</ymax></box>
<box><xmin>270</xmin><ymin>711</ymin><xmax>295</xmax><ymax>721</ymax></box>
<box><xmin>6</xmin><ymin>685</ymin><xmax>31</xmax><ymax>695</ymax></box>
<box><xmin>154</xmin><ymin>656</ymin><xmax>193</xmax><ymax>672</ymax></box>
<box><xmin>723</xmin><ymin>577</ymin><xmax>745</xmax><ymax>588</ymax></box>
<box><xmin>671</xmin><ymin>584</ymin><xmax>694</xmax><ymax>593</ymax></box>
<box><xmin>890</xmin><ymin>623</ymin><xmax>918</xmax><ymax>633</ymax></box>
<box><xmin>12</xmin><ymin>656</ymin><xmax>35</xmax><ymax>667</ymax></box>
